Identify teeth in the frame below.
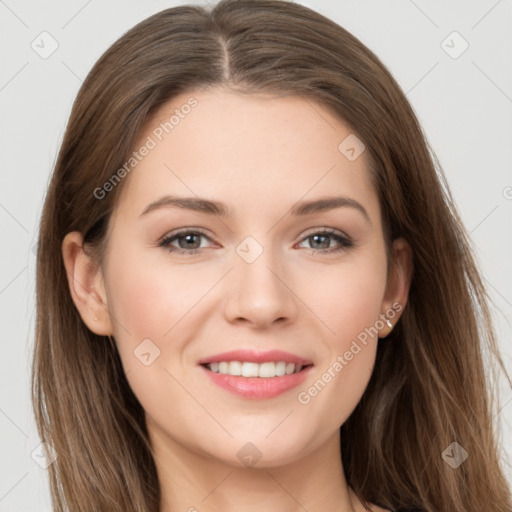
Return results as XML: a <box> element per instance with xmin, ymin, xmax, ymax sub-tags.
<box><xmin>259</xmin><ymin>362</ymin><xmax>275</xmax><ymax>378</ymax></box>
<box><xmin>242</xmin><ymin>362</ymin><xmax>259</xmax><ymax>377</ymax></box>
<box><xmin>206</xmin><ymin>361</ymin><xmax>305</xmax><ymax>378</ymax></box>
<box><xmin>275</xmin><ymin>361</ymin><xmax>286</xmax><ymax>376</ymax></box>
<box><xmin>228</xmin><ymin>360</ymin><xmax>242</xmax><ymax>376</ymax></box>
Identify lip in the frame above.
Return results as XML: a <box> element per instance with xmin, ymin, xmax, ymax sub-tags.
<box><xmin>198</xmin><ymin>349</ymin><xmax>314</xmax><ymax>400</ymax></box>
<box><xmin>198</xmin><ymin>349</ymin><xmax>313</xmax><ymax>366</ymax></box>
<box><xmin>200</xmin><ymin>364</ymin><xmax>313</xmax><ymax>399</ymax></box>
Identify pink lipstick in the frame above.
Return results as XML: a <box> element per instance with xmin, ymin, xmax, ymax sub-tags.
<box><xmin>198</xmin><ymin>349</ymin><xmax>313</xmax><ymax>400</ymax></box>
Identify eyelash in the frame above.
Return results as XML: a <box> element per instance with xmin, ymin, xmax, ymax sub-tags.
<box><xmin>158</xmin><ymin>227</ymin><xmax>354</xmax><ymax>256</ymax></box>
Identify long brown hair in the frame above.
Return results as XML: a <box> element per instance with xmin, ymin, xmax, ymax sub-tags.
<box><xmin>32</xmin><ymin>1</ymin><xmax>512</xmax><ymax>510</ymax></box>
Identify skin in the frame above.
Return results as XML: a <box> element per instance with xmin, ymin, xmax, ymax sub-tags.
<box><xmin>63</xmin><ymin>87</ymin><xmax>412</xmax><ymax>512</ymax></box>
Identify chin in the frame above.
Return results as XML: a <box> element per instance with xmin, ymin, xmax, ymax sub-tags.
<box><xmin>206</xmin><ymin>432</ymin><xmax>317</xmax><ymax>469</ymax></box>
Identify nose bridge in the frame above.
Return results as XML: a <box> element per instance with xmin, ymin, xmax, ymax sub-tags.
<box><xmin>225</xmin><ymin>234</ymin><xmax>296</xmax><ymax>327</ymax></box>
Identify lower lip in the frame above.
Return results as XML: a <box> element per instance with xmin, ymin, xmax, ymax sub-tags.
<box><xmin>200</xmin><ymin>365</ymin><xmax>313</xmax><ymax>399</ymax></box>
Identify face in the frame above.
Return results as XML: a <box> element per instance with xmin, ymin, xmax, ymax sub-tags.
<box><xmin>67</xmin><ymin>87</ymin><xmax>410</xmax><ymax>469</ymax></box>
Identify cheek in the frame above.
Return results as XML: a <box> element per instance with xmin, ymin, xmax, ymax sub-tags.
<box><xmin>106</xmin><ymin>251</ymin><xmax>206</xmax><ymax>340</ymax></box>
<box><xmin>104</xmin><ymin>249</ymin><xmax>223</xmax><ymax>397</ymax></box>
<box><xmin>302</xmin><ymin>253</ymin><xmax>388</xmax><ymax>349</ymax></box>
<box><xmin>293</xmin><ymin>253</ymin><xmax>387</xmax><ymax>418</ymax></box>
<box><xmin>104</xmin><ymin>253</ymin><xmax>211</xmax><ymax>429</ymax></box>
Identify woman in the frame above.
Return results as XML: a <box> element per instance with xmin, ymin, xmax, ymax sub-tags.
<box><xmin>32</xmin><ymin>0</ymin><xmax>511</xmax><ymax>511</ymax></box>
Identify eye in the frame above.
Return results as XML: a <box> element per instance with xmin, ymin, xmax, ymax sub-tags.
<box><xmin>159</xmin><ymin>228</ymin><xmax>215</xmax><ymax>255</ymax></box>
<box><xmin>159</xmin><ymin>227</ymin><xmax>353</xmax><ymax>256</ymax></box>
<box><xmin>297</xmin><ymin>228</ymin><xmax>353</xmax><ymax>254</ymax></box>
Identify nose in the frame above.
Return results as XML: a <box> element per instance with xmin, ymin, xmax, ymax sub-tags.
<box><xmin>223</xmin><ymin>244</ymin><xmax>298</xmax><ymax>330</ymax></box>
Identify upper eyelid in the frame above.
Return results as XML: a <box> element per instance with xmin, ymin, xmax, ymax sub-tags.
<box><xmin>160</xmin><ymin>227</ymin><xmax>213</xmax><ymax>242</ymax></box>
<box><xmin>160</xmin><ymin>226</ymin><xmax>351</xmax><ymax>246</ymax></box>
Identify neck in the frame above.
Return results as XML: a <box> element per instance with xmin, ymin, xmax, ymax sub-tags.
<box><xmin>149</xmin><ymin>424</ymin><xmax>364</xmax><ymax>512</ymax></box>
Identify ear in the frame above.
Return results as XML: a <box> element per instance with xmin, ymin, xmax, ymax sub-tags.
<box><xmin>61</xmin><ymin>231</ymin><xmax>113</xmax><ymax>336</ymax></box>
<box><xmin>378</xmin><ymin>237</ymin><xmax>413</xmax><ymax>338</ymax></box>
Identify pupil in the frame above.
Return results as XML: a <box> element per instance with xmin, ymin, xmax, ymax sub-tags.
<box><xmin>312</xmin><ymin>234</ymin><xmax>329</xmax><ymax>249</ymax></box>
<box><xmin>180</xmin><ymin>234</ymin><xmax>200</xmax><ymax>249</ymax></box>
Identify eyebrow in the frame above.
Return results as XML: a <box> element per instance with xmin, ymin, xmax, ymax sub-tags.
<box><xmin>139</xmin><ymin>195</ymin><xmax>371</xmax><ymax>223</ymax></box>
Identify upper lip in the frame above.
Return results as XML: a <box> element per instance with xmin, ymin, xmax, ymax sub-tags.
<box><xmin>198</xmin><ymin>349</ymin><xmax>313</xmax><ymax>366</ymax></box>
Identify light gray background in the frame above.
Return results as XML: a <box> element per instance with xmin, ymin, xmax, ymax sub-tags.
<box><xmin>1</xmin><ymin>0</ymin><xmax>511</xmax><ymax>510</ymax></box>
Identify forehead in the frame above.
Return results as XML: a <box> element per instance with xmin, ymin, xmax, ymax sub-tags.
<box><xmin>113</xmin><ymin>87</ymin><xmax>379</xmax><ymax>224</ymax></box>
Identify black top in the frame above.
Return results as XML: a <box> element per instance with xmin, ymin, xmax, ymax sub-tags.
<box><xmin>364</xmin><ymin>503</ymin><xmax>424</xmax><ymax>512</ymax></box>
<box><xmin>363</xmin><ymin>499</ymin><xmax>424</xmax><ymax>511</ymax></box>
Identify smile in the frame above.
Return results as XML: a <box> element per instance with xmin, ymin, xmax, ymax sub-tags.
<box><xmin>204</xmin><ymin>361</ymin><xmax>306</xmax><ymax>377</ymax></box>
<box><xmin>199</xmin><ymin>349</ymin><xmax>314</xmax><ymax>399</ymax></box>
